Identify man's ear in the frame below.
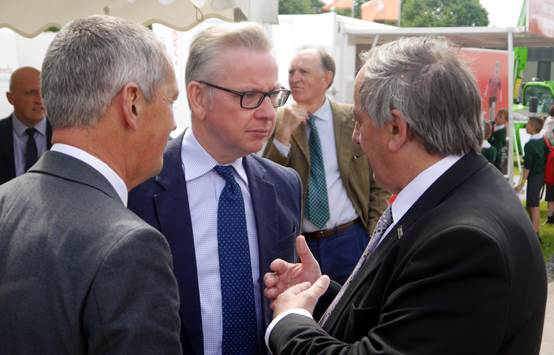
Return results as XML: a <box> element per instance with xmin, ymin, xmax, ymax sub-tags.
<box><xmin>187</xmin><ymin>81</ymin><xmax>208</xmax><ymax>120</ymax></box>
<box><xmin>120</xmin><ymin>83</ymin><xmax>140</xmax><ymax>130</ymax></box>
<box><xmin>388</xmin><ymin>108</ymin><xmax>409</xmax><ymax>152</ymax></box>
<box><xmin>324</xmin><ymin>71</ymin><xmax>333</xmax><ymax>89</ymax></box>
<box><xmin>6</xmin><ymin>92</ymin><xmax>14</xmax><ymax>105</ymax></box>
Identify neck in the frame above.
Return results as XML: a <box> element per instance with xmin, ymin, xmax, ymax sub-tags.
<box><xmin>299</xmin><ymin>96</ymin><xmax>326</xmax><ymax>114</ymax></box>
<box><xmin>15</xmin><ymin>115</ymin><xmax>43</xmax><ymax>128</ymax></box>
<box><xmin>191</xmin><ymin>124</ymin><xmax>241</xmax><ymax>165</ymax></box>
<box><xmin>391</xmin><ymin>145</ymin><xmax>445</xmax><ymax>194</ymax></box>
<box><xmin>52</xmin><ymin>127</ymin><xmax>132</xmax><ymax>187</ymax></box>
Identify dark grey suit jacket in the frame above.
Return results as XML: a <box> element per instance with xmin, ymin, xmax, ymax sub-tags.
<box><xmin>0</xmin><ymin>151</ymin><xmax>182</xmax><ymax>355</ymax></box>
<box><xmin>269</xmin><ymin>153</ymin><xmax>547</xmax><ymax>355</ymax></box>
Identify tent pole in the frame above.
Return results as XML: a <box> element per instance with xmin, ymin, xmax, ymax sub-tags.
<box><xmin>507</xmin><ymin>28</ymin><xmax>517</xmax><ymax>185</ymax></box>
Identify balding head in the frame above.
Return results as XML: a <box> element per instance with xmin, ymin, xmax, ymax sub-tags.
<box><xmin>6</xmin><ymin>67</ymin><xmax>45</xmax><ymax>127</ymax></box>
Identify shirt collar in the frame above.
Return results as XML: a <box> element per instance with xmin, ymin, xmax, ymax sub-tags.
<box><xmin>182</xmin><ymin>128</ymin><xmax>248</xmax><ymax>185</ymax></box>
<box><xmin>529</xmin><ymin>132</ymin><xmax>544</xmax><ymax>140</ymax></box>
<box><xmin>494</xmin><ymin>124</ymin><xmax>505</xmax><ymax>132</ymax></box>
<box><xmin>391</xmin><ymin>155</ymin><xmax>462</xmax><ymax>224</ymax></box>
<box><xmin>310</xmin><ymin>97</ymin><xmax>331</xmax><ymax>121</ymax></box>
<box><xmin>12</xmin><ymin>114</ymin><xmax>47</xmax><ymax>137</ymax></box>
<box><xmin>50</xmin><ymin>143</ymin><xmax>128</xmax><ymax>206</ymax></box>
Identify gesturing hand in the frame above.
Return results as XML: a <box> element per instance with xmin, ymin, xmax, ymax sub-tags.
<box><xmin>271</xmin><ymin>275</ymin><xmax>331</xmax><ymax>316</ymax></box>
<box><xmin>263</xmin><ymin>235</ymin><xmax>322</xmax><ymax>304</ymax></box>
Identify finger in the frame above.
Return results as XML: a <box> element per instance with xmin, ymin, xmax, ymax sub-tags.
<box><xmin>296</xmin><ymin>235</ymin><xmax>319</xmax><ymax>269</ymax></box>
<box><xmin>282</xmin><ymin>281</ymin><xmax>312</xmax><ymax>296</ymax></box>
<box><xmin>269</xmin><ymin>258</ymin><xmax>289</xmax><ymax>274</ymax></box>
<box><xmin>311</xmin><ymin>275</ymin><xmax>331</xmax><ymax>296</ymax></box>
<box><xmin>264</xmin><ymin>286</ymin><xmax>279</xmax><ymax>300</ymax></box>
<box><xmin>263</xmin><ymin>272</ymin><xmax>277</xmax><ymax>288</ymax></box>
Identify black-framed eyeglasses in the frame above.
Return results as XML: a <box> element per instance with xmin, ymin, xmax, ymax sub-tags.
<box><xmin>198</xmin><ymin>81</ymin><xmax>291</xmax><ymax>109</ymax></box>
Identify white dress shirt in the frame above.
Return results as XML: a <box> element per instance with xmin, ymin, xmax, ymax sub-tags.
<box><xmin>50</xmin><ymin>143</ymin><xmax>128</xmax><ymax>206</ymax></box>
<box><xmin>264</xmin><ymin>155</ymin><xmax>462</xmax><ymax>347</ymax></box>
<box><xmin>273</xmin><ymin>98</ymin><xmax>358</xmax><ymax>232</ymax></box>
<box><xmin>12</xmin><ymin>114</ymin><xmax>48</xmax><ymax>176</ymax></box>
<box><xmin>181</xmin><ymin>128</ymin><xmax>262</xmax><ymax>355</ymax></box>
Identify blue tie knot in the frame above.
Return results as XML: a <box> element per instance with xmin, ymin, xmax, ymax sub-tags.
<box><xmin>214</xmin><ymin>165</ymin><xmax>241</xmax><ymax>198</ymax></box>
<box><xmin>214</xmin><ymin>165</ymin><xmax>235</xmax><ymax>182</ymax></box>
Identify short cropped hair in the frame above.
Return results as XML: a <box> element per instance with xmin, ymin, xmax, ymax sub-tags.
<box><xmin>496</xmin><ymin>109</ymin><xmax>509</xmax><ymax>122</ymax></box>
<box><xmin>358</xmin><ymin>37</ymin><xmax>483</xmax><ymax>155</ymax></box>
<box><xmin>185</xmin><ymin>22</ymin><xmax>272</xmax><ymax>85</ymax></box>
<box><xmin>527</xmin><ymin>116</ymin><xmax>544</xmax><ymax>133</ymax></box>
<box><xmin>317</xmin><ymin>48</ymin><xmax>336</xmax><ymax>88</ymax></box>
<box><xmin>42</xmin><ymin>15</ymin><xmax>172</xmax><ymax>128</ymax></box>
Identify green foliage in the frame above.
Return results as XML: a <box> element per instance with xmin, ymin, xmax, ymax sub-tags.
<box><xmin>401</xmin><ymin>0</ymin><xmax>489</xmax><ymax>27</ymax></box>
<box><xmin>335</xmin><ymin>8</ymin><xmax>352</xmax><ymax>17</ymax></box>
<box><xmin>279</xmin><ymin>0</ymin><xmax>324</xmax><ymax>14</ymax></box>
<box><xmin>352</xmin><ymin>0</ymin><xmax>364</xmax><ymax>19</ymax></box>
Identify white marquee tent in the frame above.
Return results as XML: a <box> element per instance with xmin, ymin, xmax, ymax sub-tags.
<box><xmin>0</xmin><ymin>0</ymin><xmax>278</xmax><ymax>38</ymax></box>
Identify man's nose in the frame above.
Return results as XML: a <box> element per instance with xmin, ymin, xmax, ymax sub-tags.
<box><xmin>254</xmin><ymin>95</ymin><xmax>276</xmax><ymax>120</ymax></box>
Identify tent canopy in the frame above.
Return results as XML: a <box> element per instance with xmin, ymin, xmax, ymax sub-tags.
<box><xmin>0</xmin><ymin>0</ymin><xmax>278</xmax><ymax>38</ymax></box>
<box><xmin>345</xmin><ymin>25</ymin><xmax>554</xmax><ymax>49</ymax></box>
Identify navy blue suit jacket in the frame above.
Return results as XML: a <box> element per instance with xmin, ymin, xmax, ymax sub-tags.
<box><xmin>0</xmin><ymin>114</ymin><xmax>52</xmax><ymax>185</ymax></box>
<box><xmin>128</xmin><ymin>132</ymin><xmax>302</xmax><ymax>354</ymax></box>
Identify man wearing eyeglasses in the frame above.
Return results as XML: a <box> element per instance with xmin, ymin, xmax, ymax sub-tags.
<box><xmin>263</xmin><ymin>48</ymin><xmax>389</xmax><ymax>284</ymax></box>
<box><xmin>129</xmin><ymin>22</ymin><xmax>302</xmax><ymax>355</ymax></box>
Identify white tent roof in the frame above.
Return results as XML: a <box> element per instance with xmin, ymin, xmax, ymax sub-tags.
<box><xmin>345</xmin><ymin>25</ymin><xmax>554</xmax><ymax>49</ymax></box>
<box><xmin>0</xmin><ymin>0</ymin><xmax>278</xmax><ymax>38</ymax></box>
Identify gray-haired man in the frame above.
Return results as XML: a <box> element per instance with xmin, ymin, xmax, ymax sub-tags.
<box><xmin>0</xmin><ymin>15</ymin><xmax>182</xmax><ymax>354</ymax></box>
<box><xmin>263</xmin><ymin>37</ymin><xmax>547</xmax><ymax>355</ymax></box>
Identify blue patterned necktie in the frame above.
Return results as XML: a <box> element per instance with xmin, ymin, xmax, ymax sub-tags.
<box><xmin>214</xmin><ymin>165</ymin><xmax>258</xmax><ymax>355</ymax></box>
<box><xmin>319</xmin><ymin>206</ymin><xmax>393</xmax><ymax>327</ymax></box>
<box><xmin>305</xmin><ymin>114</ymin><xmax>330</xmax><ymax>229</ymax></box>
<box><xmin>24</xmin><ymin>128</ymin><xmax>38</xmax><ymax>172</ymax></box>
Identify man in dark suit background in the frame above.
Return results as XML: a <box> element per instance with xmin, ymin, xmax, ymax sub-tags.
<box><xmin>263</xmin><ymin>48</ymin><xmax>389</xmax><ymax>284</ymax></box>
<box><xmin>263</xmin><ymin>37</ymin><xmax>547</xmax><ymax>354</ymax></box>
<box><xmin>0</xmin><ymin>15</ymin><xmax>182</xmax><ymax>354</ymax></box>
<box><xmin>0</xmin><ymin>66</ymin><xmax>51</xmax><ymax>184</ymax></box>
<box><xmin>129</xmin><ymin>22</ymin><xmax>301</xmax><ymax>355</ymax></box>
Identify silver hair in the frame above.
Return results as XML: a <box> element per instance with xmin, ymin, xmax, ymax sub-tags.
<box><xmin>185</xmin><ymin>22</ymin><xmax>272</xmax><ymax>85</ymax></box>
<box><xmin>42</xmin><ymin>15</ymin><xmax>173</xmax><ymax>128</ymax></box>
<box><xmin>358</xmin><ymin>37</ymin><xmax>483</xmax><ymax>155</ymax></box>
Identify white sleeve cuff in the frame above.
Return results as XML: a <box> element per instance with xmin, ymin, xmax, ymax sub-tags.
<box><xmin>272</xmin><ymin>139</ymin><xmax>291</xmax><ymax>157</ymax></box>
<box><xmin>264</xmin><ymin>308</ymin><xmax>313</xmax><ymax>351</ymax></box>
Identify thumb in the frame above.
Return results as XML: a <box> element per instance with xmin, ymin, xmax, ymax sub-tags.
<box><xmin>309</xmin><ymin>275</ymin><xmax>330</xmax><ymax>298</ymax></box>
<box><xmin>296</xmin><ymin>235</ymin><xmax>318</xmax><ymax>268</ymax></box>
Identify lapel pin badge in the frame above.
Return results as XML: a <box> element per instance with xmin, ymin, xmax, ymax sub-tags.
<box><xmin>397</xmin><ymin>225</ymin><xmax>403</xmax><ymax>239</ymax></box>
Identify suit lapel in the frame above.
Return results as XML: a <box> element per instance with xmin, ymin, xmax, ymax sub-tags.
<box><xmin>291</xmin><ymin>123</ymin><xmax>309</xmax><ymax>162</ymax></box>
<box><xmin>324</xmin><ymin>153</ymin><xmax>488</xmax><ymax>331</ymax></box>
<box><xmin>243</xmin><ymin>155</ymin><xmax>279</xmax><ymax>326</ymax></box>
<box><xmin>331</xmin><ymin>101</ymin><xmax>355</xmax><ymax>183</ymax></box>
<box><xmin>154</xmin><ymin>133</ymin><xmax>203</xmax><ymax>355</ymax></box>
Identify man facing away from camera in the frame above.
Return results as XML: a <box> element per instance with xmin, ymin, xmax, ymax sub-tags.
<box><xmin>0</xmin><ymin>15</ymin><xmax>182</xmax><ymax>354</ymax></box>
